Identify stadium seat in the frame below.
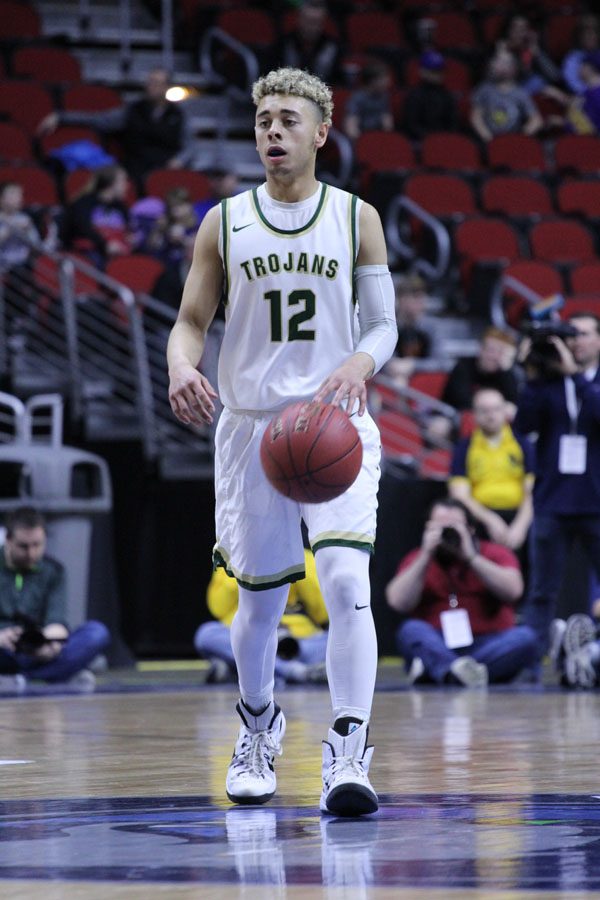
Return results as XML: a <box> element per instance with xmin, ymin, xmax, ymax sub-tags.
<box><xmin>409</xmin><ymin>371</ymin><xmax>448</xmax><ymax>399</ymax></box>
<box><xmin>501</xmin><ymin>260</ymin><xmax>565</xmax><ymax>329</ymax></box>
<box><xmin>377</xmin><ymin>410</ymin><xmax>424</xmax><ymax>459</ymax></box>
<box><xmin>0</xmin><ymin>122</ymin><xmax>33</xmax><ymax>163</ymax></box>
<box><xmin>145</xmin><ymin>169</ymin><xmax>213</xmax><ymax>203</ymax></box>
<box><xmin>12</xmin><ymin>46</ymin><xmax>82</xmax><ymax>84</ymax></box>
<box><xmin>529</xmin><ymin>219</ymin><xmax>596</xmax><ymax>266</ymax></box>
<box><xmin>345</xmin><ymin>11</ymin><xmax>405</xmax><ymax>53</ymax></box>
<box><xmin>0</xmin><ymin>1</ymin><xmax>40</xmax><ymax>38</ymax></box>
<box><xmin>63</xmin><ymin>169</ymin><xmax>137</xmax><ymax>207</ymax></box>
<box><xmin>555</xmin><ymin>135</ymin><xmax>600</xmax><ymax>175</ymax></box>
<box><xmin>105</xmin><ymin>255</ymin><xmax>165</xmax><ymax>296</ymax></box>
<box><xmin>480</xmin><ymin>13</ymin><xmax>505</xmax><ymax>48</ymax></box>
<box><xmin>481</xmin><ymin>175</ymin><xmax>553</xmax><ymax>219</ymax></box>
<box><xmin>39</xmin><ymin>126</ymin><xmax>101</xmax><ymax>157</ymax></box>
<box><xmin>0</xmin><ymin>81</ymin><xmax>54</xmax><ymax>135</ymax></box>
<box><xmin>429</xmin><ymin>12</ymin><xmax>478</xmax><ymax>51</ymax></box>
<box><xmin>421</xmin><ymin>132</ymin><xmax>482</xmax><ymax>172</ymax></box>
<box><xmin>486</xmin><ymin>134</ymin><xmax>546</xmax><ymax>173</ymax></box>
<box><xmin>455</xmin><ymin>216</ymin><xmax>521</xmax><ymax>290</ymax></box>
<box><xmin>355</xmin><ymin>131</ymin><xmax>415</xmax><ymax>193</ymax></box>
<box><xmin>62</xmin><ymin>84</ymin><xmax>122</xmax><ymax>112</ymax></box>
<box><xmin>544</xmin><ymin>14</ymin><xmax>579</xmax><ymax>62</ymax></box>
<box><xmin>404</xmin><ymin>56</ymin><xmax>472</xmax><ymax>91</ymax></box>
<box><xmin>215</xmin><ymin>9</ymin><xmax>276</xmax><ymax>50</ymax></box>
<box><xmin>404</xmin><ymin>173</ymin><xmax>477</xmax><ymax>219</ymax></box>
<box><xmin>557</xmin><ymin>179</ymin><xmax>600</xmax><ymax>220</ymax></box>
<box><xmin>0</xmin><ymin>165</ymin><xmax>58</xmax><ymax>206</ymax></box>
<box><xmin>561</xmin><ymin>294</ymin><xmax>600</xmax><ymax>319</ymax></box>
<box><xmin>571</xmin><ymin>263</ymin><xmax>600</xmax><ymax>295</ymax></box>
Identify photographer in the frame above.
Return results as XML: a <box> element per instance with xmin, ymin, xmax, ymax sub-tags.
<box><xmin>386</xmin><ymin>498</ymin><xmax>535</xmax><ymax>686</ymax></box>
<box><xmin>514</xmin><ymin>311</ymin><xmax>600</xmax><ymax>661</ymax></box>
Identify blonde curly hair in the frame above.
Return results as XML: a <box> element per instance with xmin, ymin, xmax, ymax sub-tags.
<box><xmin>252</xmin><ymin>67</ymin><xmax>333</xmax><ymax>126</ymax></box>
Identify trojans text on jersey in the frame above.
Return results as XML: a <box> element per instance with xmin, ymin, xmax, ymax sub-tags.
<box><xmin>239</xmin><ymin>252</ymin><xmax>340</xmax><ymax>282</ymax></box>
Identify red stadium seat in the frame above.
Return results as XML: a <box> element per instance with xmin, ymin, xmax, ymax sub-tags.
<box><xmin>481</xmin><ymin>175</ymin><xmax>553</xmax><ymax>219</ymax></box>
<box><xmin>487</xmin><ymin>134</ymin><xmax>546</xmax><ymax>173</ymax></box>
<box><xmin>0</xmin><ymin>81</ymin><xmax>54</xmax><ymax>135</ymax></box>
<box><xmin>501</xmin><ymin>261</ymin><xmax>565</xmax><ymax>328</ymax></box>
<box><xmin>421</xmin><ymin>132</ymin><xmax>482</xmax><ymax>172</ymax></box>
<box><xmin>12</xmin><ymin>46</ymin><xmax>82</xmax><ymax>84</ymax></box>
<box><xmin>345</xmin><ymin>11</ymin><xmax>405</xmax><ymax>53</ymax></box>
<box><xmin>0</xmin><ymin>165</ymin><xmax>58</xmax><ymax>206</ymax></box>
<box><xmin>62</xmin><ymin>85</ymin><xmax>122</xmax><ymax>112</ymax></box>
<box><xmin>557</xmin><ymin>179</ymin><xmax>600</xmax><ymax>220</ymax></box>
<box><xmin>571</xmin><ymin>263</ymin><xmax>600</xmax><ymax>295</ymax></box>
<box><xmin>63</xmin><ymin>169</ymin><xmax>137</xmax><ymax>207</ymax></box>
<box><xmin>378</xmin><ymin>410</ymin><xmax>424</xmax><ymax>459</ymax></box>
<box><xmin>529</xmin><ymin>219</ymin><xmax>595</xmax><ymax>266</ymax></box>
<box><xmin>215</xmin><ymin>9</ymin><xmax>276</xmax><ymax>49</ymax></box>
<box><xmin>555</xmin><ymin>135</ymin><xmax>600</xmax><ymax>175</ymax></box>
<box><xmin>409</xmin><ymin>371</ymin><xmax>448</xmax><ymax>399</ymax></box>
<box><xmin>544</xmin><ymin>14</ymin><xmax>579</xmax><ymax>62</ymax></box>
<box><xmin>145</xmin><ymin>169</ymin><xmax>213</xmax><ymax>203</ymax></box>
<box><xmin>105</xmin><ymin>255</ymin><xmax>165</xmax><ymax>295</ymax></box>
<box><xmin>404</xmin><ymin>173</ymin><xmax>477</xmax><ymax>218</ymax></box>
<box><xmin>39</xmin><ymin>126</ymin><xmax>101</xmax><ymax>157</ymax></box>
<box><xmin>561</xmin><ymin>294</ymin><xmax>600</xmax><ymax>319</ymax></box>
<box><xmin>0</xmin><ymin>123</ymin><xmax>33</xmax><ymax>163</ymax></box>
<box><xmin>429</xmin><ymin>12</ymin><xmax>478</xmax><ymax>51</ymax></box>
<box><xmin>0</xmin><ymin>1</ymin><xmax>40</xmax><ymax>38</ymax></box>
<box><xmin>354</xmin><ymin>131</ymin><xmax>415</xmax><ymax>193</ymax></box>
<box><xmin>455</xmin><ymin>216</ymin><xmax>521</xmax><ymax>290</ymax></box>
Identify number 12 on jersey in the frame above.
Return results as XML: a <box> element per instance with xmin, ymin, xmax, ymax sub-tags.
<box><xmin>264</xmin><ymin>289</ymin><xmax>316</xmax><ymax>342</ymax></box>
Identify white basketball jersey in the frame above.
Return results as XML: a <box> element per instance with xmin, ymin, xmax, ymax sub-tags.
<box><xmin>217</xmin><ymin>182</ymin><xmax>361</xmax><ymax>412</ymax></box>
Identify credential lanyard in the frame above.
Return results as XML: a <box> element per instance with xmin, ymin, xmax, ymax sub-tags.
<box><xmin>564</xmin><ymin>376</ymin><xmax>581</xmax><ymax>435</ymax></box>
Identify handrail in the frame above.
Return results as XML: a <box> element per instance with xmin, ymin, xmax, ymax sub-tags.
<box><xmin>199</xmin><ymin>27</ymin><xmax>259</xmax><ymax>100</ymax></box>
<box><xmin>489</xmin><ymin>273</ymin><xmax>542</xmax><ymax>333</ymax></box>
<box><xmin>385</xmin><ymin>194</ymin><xmax>451</xmax><ymax>282</ymax></box>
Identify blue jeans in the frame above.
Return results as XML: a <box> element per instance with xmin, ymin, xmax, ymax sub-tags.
<box><xmin>194</xmin><ymin>620</ymin><xmax>328</xmax><ymax>680</ymax></box>
<box><xmin>526</xmin><ymin>514</ymin><xmax>600</xmax><ymax>658</ymax></box>
<box><xmin>0</xmin><ymin>621</ymin><xmax>110</xmax><ymax>682</ymax></box>
<box><xmin>396</xmin><ymin>618</ymin><xmax>538</xmax><ymax>684</ymax></box>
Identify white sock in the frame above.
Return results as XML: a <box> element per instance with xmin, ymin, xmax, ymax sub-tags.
<box><xmin>230</xmin><ymin>583</ymin><xmax>289</xmax><ymax>712</ymax></box>
<box><xmin>314</xmin><ymin>546</ymin><xmax>378</xmax><ymax>722</ymax></box>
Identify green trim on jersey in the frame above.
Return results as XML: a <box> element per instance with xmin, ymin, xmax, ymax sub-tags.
<box><xmin>350</xmin><ymin>193</ymin><xmax>358</xmax><ymax>305</ymax></box>
<box><xmin>251</xmin><ymin>183</ymin><xmax>328</xmax><ymax>236</ymax></box>
<box><xmin>311</xmin><ymin>531</ymin><xmax>375</xmax><ymax>554</ymax></box>
<box><xmin>220</xmin><ymin>197</ymin><xmax>230</xmax><ymax>303</ymax></box>
<box><xmin>213</xmin><ymin>546</ymin><xmax>306</xmax><ymax>591</ymax></box>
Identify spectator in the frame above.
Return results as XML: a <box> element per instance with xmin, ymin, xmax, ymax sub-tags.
<box><xmin>470</xmin><ymin>49</ymin><xmax>543</xmax><ymax>142</ymax></box>
<box><xmin>144</xmin><ymin>186</ymin><xmax>198</xmax><ymax>268</ymax></box>
<box><xmin>37</xmin><ymin>68</ymin><xmax>186</xmax><ymax>191</ymax></box>
<box><xmin>442</xmin><ymin>327</ymin><xmax>520</xmax><ymax>413</ymax></box>
<box><xmin>384</xmin><ymin>274</ymin><xmax>443</xmax><ymax>387</ymax></box>
<box><xmin>0</xmin><ymin>506</ymin><xmax>110</xmax><ymax>693</ymax></box>
<box><xmin>496</xmin><ymin>14</ymin><xmax>562</xmax><ymax>95</ymax></box>
<box><xmin>194</xmin><ymin>549</ymin><xmax>328</xmax><ymax>685</ymax></box>
<box><xmin>343</xmin><ymin>60</ymin><xmax>394</xmax><ymax>141</ymax></box>
<box><xmin>0</xmin><ymin>182</ymin><xmax>40</xmax><ymax>275</ymax></box>
<box><xmin>449</xmin><ymin>387</ymin><xmax>534</xmax><ymax>563</ymax></box>
<box><xmin>386</xmin><ymin>498</ymin><xmax>535</xmax><ymax>686</ymax></box>
<box><xmin>275</xmin><ymin>0</ymin><xmax>343</xmax><ymax>86</ymax></box>
<box><xmin>194</xmin><ymin>166</ymin><xmax>241</xmax><ymax>225</ymax></box>
<box><xmin>404</xmin><ymin>51</ymin><xmax>458</xmax><ymax>141</ymax></box>
<box><xmin>59</xmin><ymin>165</ymin><xmax>134</xmax><ymax>267</ymax></box>
<box><xmin>562</xmin><ymin>15</ymin><xmax>600</xmax><ymax>96</ymax></box>
<box><xmin>514</xmin><ymin>312</ymin><xmax>600</xmax><ymax>663</ymax></box>
<box><xmin>543</xmin><ymin>51</ymin><xmax>600</xmax><ymax>134</ymax></box>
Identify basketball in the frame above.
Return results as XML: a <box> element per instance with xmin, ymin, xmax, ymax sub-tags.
<box><xmin>260</xmin><ymin>400</ymin><xmax>363</xmax><ymax>503</ymax></box>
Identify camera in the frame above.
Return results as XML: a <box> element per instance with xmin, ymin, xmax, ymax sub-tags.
<box><xmin>521</xmin><ymin>320</ymin><xmax>579</xmax><ymax>377</ymax></box>
<box><xmin>440</xmin><ymin>526</ymin><xmax>461</xmax><ymax>549</ymax></box>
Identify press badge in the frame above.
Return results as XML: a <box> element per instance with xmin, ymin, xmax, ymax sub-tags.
<box><xmin>440</xmin><ymin>608</ymin><xmax>473</xmax><ymax>649</ymax></box>
<box><xmin>558</xmin><ymin>434</ymin><xmax>587</xmax><ymax>474</ymax></box>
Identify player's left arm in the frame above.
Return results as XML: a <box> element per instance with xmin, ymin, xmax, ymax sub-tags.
<box><xmin>313</xmin><ymin>202</ymin><xmax>396</xmax><ymax>416</ymax></box>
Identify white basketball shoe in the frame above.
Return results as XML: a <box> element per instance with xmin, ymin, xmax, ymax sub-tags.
<box><xmin>320</xmin><ymin>721</ymin><xmax>378</xmax><ymax>817</ymax></box>
<box><xmin>226</xmin><ymin>700</ymin><xmax>286</xmax><ymax>805</ymax></box>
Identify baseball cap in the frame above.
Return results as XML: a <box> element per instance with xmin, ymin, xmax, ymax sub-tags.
<box><xmin>419</xmin><ymin>51</ymin><xmax>445</xmax><ymax>71</ymax></box>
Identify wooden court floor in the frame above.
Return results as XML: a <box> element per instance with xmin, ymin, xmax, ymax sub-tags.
<box><xmin>2</xmin><ymin>670</ymin><xmax>600</xmax><ymax>899</ymax></box>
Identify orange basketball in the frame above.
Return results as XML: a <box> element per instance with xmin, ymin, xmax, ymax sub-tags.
<box><xmin>260</xmin><ymin>400</ymin><xmax>363</xmax><ymax>503</ymax></box>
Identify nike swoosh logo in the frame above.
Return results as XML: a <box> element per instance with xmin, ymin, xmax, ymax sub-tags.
<box><xmin>232</xmin><ymin>223</ymin><xmax>254</xmax><ymax>232</ymax></box>
<box><xmin>355</xmin><ymin>603</ymin><xmax>369</xmax><ymax>610</ymax></box>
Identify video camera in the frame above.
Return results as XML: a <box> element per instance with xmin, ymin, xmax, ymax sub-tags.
<box><xmin>520</xmin><ymin>294</ymin><xmax>579</xmax><ymax>377</ymax></box>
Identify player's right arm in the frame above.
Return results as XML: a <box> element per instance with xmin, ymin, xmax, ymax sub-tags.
<box><xmin>167</xmin><ymin>206</ymin><xmax>223</xmax><ymax>425</ymax></box>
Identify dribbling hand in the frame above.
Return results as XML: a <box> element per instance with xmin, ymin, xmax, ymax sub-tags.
<box><xmin>168</xmin><ymin>365</ymin><xmax>218</xmax><ymax>425</ymax></box>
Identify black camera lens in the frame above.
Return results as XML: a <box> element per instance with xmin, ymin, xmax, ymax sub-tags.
<box><xmin>441</xmin><ymin>526</ymin><xmax>461</xmax><ymax>548</ymax></box>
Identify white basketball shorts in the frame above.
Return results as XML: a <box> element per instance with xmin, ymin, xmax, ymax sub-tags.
<box><xmin>213</xmin><ymin>406</ymin><xmax>382</xmax><ymax>590</ymax></box>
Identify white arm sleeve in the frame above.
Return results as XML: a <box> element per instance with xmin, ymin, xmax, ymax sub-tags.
<box><xmin>354</xmin><ymin>264</ymin><xmax>398</xmax><ymax>376</ymax></box>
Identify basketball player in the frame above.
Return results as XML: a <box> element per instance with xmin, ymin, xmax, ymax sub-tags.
<box><xmin>167</xmin><ymin>68</ymin><xmax>396</xmax><ymax>816</ymax></box>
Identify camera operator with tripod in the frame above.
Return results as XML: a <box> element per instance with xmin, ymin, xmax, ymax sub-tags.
<box><xmin>385</xmin><ymin>498</ymin><xmax>536</xmax><ymax>686</ymax></box>
<box><xmin>514</xmin><ymin>311</ymin><xmax>600</xmax><ymax>669</ymax></box>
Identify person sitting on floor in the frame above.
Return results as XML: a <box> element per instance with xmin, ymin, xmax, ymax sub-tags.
<box><xmin>0</xmin><ymin>506</ymin><xmax>110</xmax><ymax>693</ymax></box>
<box><xmin>386</xmin><ymin>497</ymin><xmax>537</xmax><ymax>686</ymax></box>
<box><xmin>194</xmin><ymin>548</ymin><xmax>328</xmax><ymax>685</ymax></box>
